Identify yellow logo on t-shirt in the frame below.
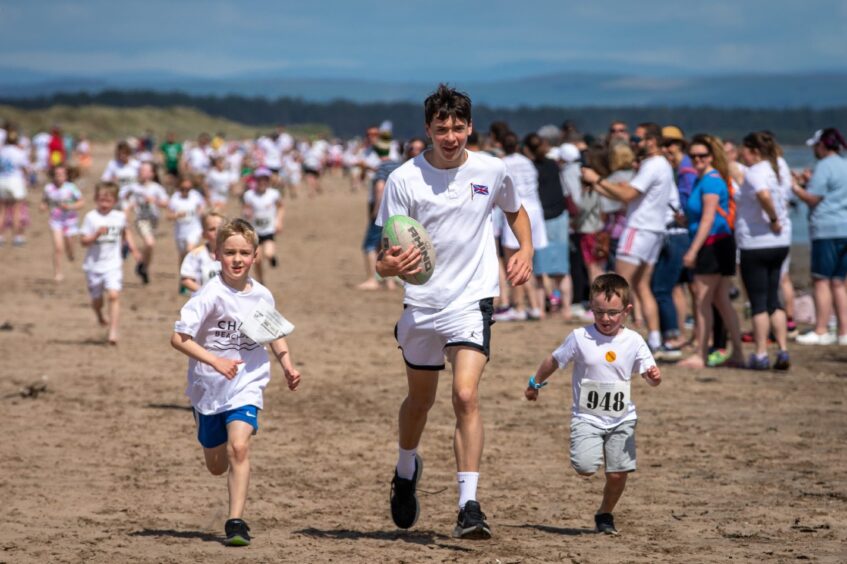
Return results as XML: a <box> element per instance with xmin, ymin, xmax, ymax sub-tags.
<box><xmin>605</xmin><ymin>351</ymin><xmax>617</xmax><ymax>363</ymax></box>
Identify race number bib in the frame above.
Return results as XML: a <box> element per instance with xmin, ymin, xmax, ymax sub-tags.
<box><xmin>241</xmin><ymin>299</ymin><xmax>295</xmax><ymax>345</ymax></box>
<box><xmin>255</xmin><ymin>217</ymin><xmax>271</xmax><ymax>229</ymax></box>
<box><xmin>578</xmin><ymin>380</ymin><xmax>630</xmax><ymax>418</ymax></box>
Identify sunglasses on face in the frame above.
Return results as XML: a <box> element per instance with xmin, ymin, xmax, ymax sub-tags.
<box><xmin>689</xmin><ymin>152</ymin><xmax>711</xmax><ymax>160</ymax></box>
<box><xmin>610</xmin><ymin>128</ymin><xmax>627</xmax><ymax>133</ymax></box>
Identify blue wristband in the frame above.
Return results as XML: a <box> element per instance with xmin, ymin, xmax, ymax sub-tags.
<box><xmin>528</xmin><ymin>375</ymin><xmax>547</xmax><ymax>390</ymax></box>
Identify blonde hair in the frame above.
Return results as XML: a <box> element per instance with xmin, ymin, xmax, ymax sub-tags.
<box><xmin>202</xmin><ymin>211</ymin><xmax>227</xmax><ymax>229</ymax></box>
<box><xmin>95</xmin><ymin>181</ymin><xmax>120</xmax><ymax>199</ymax></box>
<box><xmin>608</xmin><ymin>142</ymin><xmax>635</xmax><ymax>172</ymax></box>
<box><xmin>216</xmin><ymin>218</ymin><xmax>258</xmax><ymax>250</ymax></box>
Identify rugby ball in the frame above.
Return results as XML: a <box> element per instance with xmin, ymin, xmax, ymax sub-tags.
<box><xmin>382</xmin><ymin>215</ymin><xmax>437</xmax><ymax>285</ymax></box>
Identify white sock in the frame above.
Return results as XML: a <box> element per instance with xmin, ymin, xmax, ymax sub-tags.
<box><xmin>647</xmin><ymin>331</ymin><xmax>662</xmax><ymax>349</ymax></box>
<box><xmin>457</xmin><ymin>472</ymin><xmax>479</xmax><ymax>509</ymax></box>
<box><xmin>397</xmin><ymin>447</ymin><xmax>417</xmax><ymax>480</ymax></box>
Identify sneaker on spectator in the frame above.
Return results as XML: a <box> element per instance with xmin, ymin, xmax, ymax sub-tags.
<box><xmin>492</xmin><ymin>308</ymin><xmax>527</xmax><ymax>322</ymax></box>
<box><xmin>796</xmin><ymin>331</ymin><xmax>837</xmax><ymax>346</ymax></box>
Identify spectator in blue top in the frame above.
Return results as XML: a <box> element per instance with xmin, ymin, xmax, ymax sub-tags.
<box><xmin>678</xmin><ymin>135</ymin><xmax>743</xmax><ymax>368</ymax></box>
<box><xmin>793</xmin><ymin>128</ymin><xmax>847</xmax><ymax>346</ymax></box>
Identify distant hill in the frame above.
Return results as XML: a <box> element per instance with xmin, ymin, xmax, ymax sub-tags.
<box><xmin>3</xmin><ymin>91</ymin><xmax>846</xmax><ymax>143</ymax></box>
<box><xmin>1</xmin><ymin>68</ymin><xmax>846</xmax><ymax>109</ymax></box>
<box><xmin>0</xmin><ymin>104</ymin><xmax>329</xmax><ymax>142</ymax></box>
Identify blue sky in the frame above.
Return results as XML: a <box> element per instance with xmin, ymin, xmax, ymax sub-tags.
<box><xmin>1</xmin><ymin>1</ymin><xmax>844</xmax><ymax>80</ymax></box>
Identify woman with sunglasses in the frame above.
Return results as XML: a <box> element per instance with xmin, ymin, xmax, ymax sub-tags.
<box><xmin>677</xmin><ymin>135</ymin><xmax>743</xmax><ymax>368</ymax></box>
<box><xmin>735</xmin><ymin>132</ymin><xmax>791</xmax><ymax>370</ymax></box>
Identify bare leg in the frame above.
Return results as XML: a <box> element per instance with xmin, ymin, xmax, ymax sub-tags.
<box><xmin>770</xmin><ymin>309</ymin><xmax>788</xmax><ymax>351</ymax></box>
<box><xmin>398</xmin><ymin>368</ymin><xmax>439</xmax><ymax>450</ymax></box>
<box><xmin>781</xmin><ymin>272</ymin><xmax>796</xmax><ymax>321</ymax></box>
<box><xmin>752</xmin><ymin>312</ymin><xmax>770</xmax><ymax>356</ymax></box>
<box><xmin>598</xmin><ymin>472</ymin><xmax>628</xmax><ymax>514</ymax></box>
<box><xmin>92</xmin><ymin>296</ymin><xmax>107</xmax><ymax>326</ymax></box>
<box><xmin>831</xmin><ymin>279</ymin><xmax>847</xmax><ymax>337</ymax></box>
<box><xmin>678</xmin><ymin>275</ymin><xmax>719</xmax><ymax>367</ymax></box>
<box><xmin>203</xmin><ymin>443</ymin><xmax>229</xmax><ymax>475</ymax></box>
<box><xmin>51</xmin><ymin>229</ymin><xmax>65</xmax><ymax>281</ymax></box>
<box><xmin>714</xmin><ymin>277</ymin><xmax>744</xmax><ymax>363</ymax></box>
<box><xmin>448</xmin><ymin>347</ymin><xmax>487</xmax><ymax>472</ymax></box>
<box><xmin>812</xmin><ymin>278</ymin><xmax>833</xmax><ymax>335</ymax></box>
<box><xmin>357</xmin><ymin>250</ymin><xmax>380</xmax><ymax>290</ymax></box>
<box><xmin>106</xmin><ymin>290</ymin><xmax>120</xmax><ymax>344</ymax></box>
<box><xmin>225</xmin><ymin>421</ymin><xmax>254</xmax><ymax>519</ymax></box>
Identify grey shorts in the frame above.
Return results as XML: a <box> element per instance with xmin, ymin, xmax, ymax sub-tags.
<box><xmin>570</xmin><ymin>418</ymin><xmax>637</xmax><ymax>474</ymax></box>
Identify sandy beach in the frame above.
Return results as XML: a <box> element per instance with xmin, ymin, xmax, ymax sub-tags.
<box><xmin>0</xmin><ymin>145</ymin><xmax>845</xmax><ymax>563</ymax></box>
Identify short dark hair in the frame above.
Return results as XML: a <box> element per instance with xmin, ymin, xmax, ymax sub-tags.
<box><xmin>502</xmin><ymin>132</ymin><xmax>519</xmax><ymax>155</ymax></box>
<box><xmin>488</xmin><ymin>121</ymin><xmax>510</xmax><ymax>145</ymax></box>
<box><xmin>638</xmin><ymin>122</ymin><xmax>663</xmax><ymax>145</ymax></box>
<box><xmin>424</xmin><ymin>83</ymin><xmax>472</xmax><ymax>126</ymax></box>
<box><xmin>590</xmin><ymin>273</ymin><xmax>631</xmax><ymax>307</ymax></box>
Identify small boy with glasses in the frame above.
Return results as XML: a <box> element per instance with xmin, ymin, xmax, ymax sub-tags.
<box><xmin>524</xmin><ymin>273</ymin><xmax>661</xmax><ymax>535</ymax></box>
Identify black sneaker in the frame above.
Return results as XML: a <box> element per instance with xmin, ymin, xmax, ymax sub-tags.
<box><xmin>135</xmin><ymin>262</ymin><xmax>149</xmax><ymax>285</ymax></box>
<box><xmin>595</xmin><ymin>512</ymin><xmax>618</xmax><ymax>535</ymax></box>
<box><xmin>390</xmin><ymin>454</ymin><xmax>422</xmax><ymax>529</ymax></box>
<box><xmin>224</xmin><ymin>518</ymin><xmax>251</xmax><ymax>546</ymax></box>
<box><xmin>452</xmin><ymin>500</ymin><xmax>492</xmax><ymax>539</ymax></box>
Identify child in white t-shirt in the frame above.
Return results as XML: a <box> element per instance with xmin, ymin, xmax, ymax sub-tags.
<box><xmin>168</xmin><ymin>176</ymin><xmax>206</xmax><ymax>276</ymax></box>
<box><xmin>41</xmin><ymin>164</ymin><xmax>84</xmax><ymax>281</ymax></box>
<box><xmin>525</xmin><ymin>273</ymin><xmax>661</xmax><ymax>535</ymax></box>
<box><xmin>125</xmin><ymin>162</ymin><xmax>169</xmax><ymax>285</ymax></box>
<box><xmin>80</xmin><ymin>182</ymin><xmax>141</xmax><ymax>344</ymax></box>
<box><xmin>171</xmin><ymin>218</ymin><xmax>301</xmax><ymax>547</ymax></box>
<box><xmin>242</xmin><ymin>168</ymin><xmax>283</xmax><ymax>283</ymax></box>
<box><xmin>205</xmin><ymin>156</ymin><xmax>237</xmax><ymax>212</ymax></box>
<box><xmin>180</xmin><ymin>211</ymin><xmax>224</xmax><ymax>293</ymax></box>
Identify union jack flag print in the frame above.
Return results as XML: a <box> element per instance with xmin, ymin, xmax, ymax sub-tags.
<box><xmin>471</xmin><ymin>183</ymin><xmax>489</xmax><ymax>196</ymax></box>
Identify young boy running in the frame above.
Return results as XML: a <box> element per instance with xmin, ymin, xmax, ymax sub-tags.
<box><xmin>180</xmin><ymin>211</ymin><xmax>224</xmax><ymax>293</ymax></box>
<box><xmin>376</xmin><ymin>84</ymin><xmax>533</xmax><ymax>539</ymax></box>
<box><xmin>525</xmin><ymin>273</ymin><xmax>661</xmax><ymax>535</ymax></box>
<box><xmin>171</xmin><ymin>218</ymin><xmax>301</xmax><ymax>546</ymax></box>
<box><xmin>80</xmin><ymin>182</ymin><xmax>141</xmax><ymax>344</ymax></box>
<box><xmin>242</xmin><ymin>168</ymin><xmax>283</xmax><ymax>283</ymax></box>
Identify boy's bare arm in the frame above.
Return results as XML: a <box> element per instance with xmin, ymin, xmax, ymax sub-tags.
<box><xmin>170</xmin><ymin>332</ymin><xmax>243</xmax><ymax>379</ymax></box>
<box><xmin>525</xmin><ymin>354</ymin><xmax>559</xmax><ymax>401</ymax></box>
<box><xmin>269</xmin><ymin>337</ymin><xmax>301</xmax><ymax>390</ymax></box>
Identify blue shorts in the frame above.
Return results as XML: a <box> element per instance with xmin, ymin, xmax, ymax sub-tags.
<box><xmin>362</xmin><ymin>221</ymin><xmax>382</xmax><ymax>252</ymax></box>
<box><xmin>193</xmin><ymin>405</ymin><xmax>259</xmax><ymax>449</ymax></box>
<box><xmin>811</xmin><ymin>238</ymin><xmax>847</xmax><ymax>280</ymax></box>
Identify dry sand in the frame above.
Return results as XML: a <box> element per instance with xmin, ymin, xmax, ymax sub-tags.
<box><xmin>1</xmin><ymin>145</ymin><xmax>845</xmax><ymax>563</ymax></box>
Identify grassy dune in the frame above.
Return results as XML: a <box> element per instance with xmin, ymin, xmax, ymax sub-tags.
<box><xmin>0</xmin><ymin>104</ymin><xmax>331</xmax><ymax>141</ymax></box>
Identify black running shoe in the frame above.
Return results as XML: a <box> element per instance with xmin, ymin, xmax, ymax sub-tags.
<box><xmin>224</xmin><ymin>518</ymin><xmax>251</xmax><ymax>546</ymax></box>
<box><xmin>390</xmin><ymin>454</ymin><xmax>422</xmax><ymax>529</ymax></box>
<box><xmin>452</xmin><ymin>500</ymin><xmax>492</xmax><ymax>539</ymax></box>
<box><xmin>595</xmin><ymin>512</ymin><xmax>618</xmax><ymax>535</ymax></box>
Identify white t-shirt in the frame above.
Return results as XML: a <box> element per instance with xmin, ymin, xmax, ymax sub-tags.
<box><xmin>174</xmin><ymin>276</ymin><xmax>274</xmax><ymax>415</ymax></box>
<box><xmin>735</xmin><ymin>161</ymin><xmax>791</xmax><ymax>250</ymax></box>
<box><xmin>101</xmin><ymin>158</ymin><xmax>140</xmax><ymax>189</ymax></box>
<box><xmin>126</xmin><ymin>181</ymin><xmax>168</xmax><ymax>221</ymax></box>
<box><xmin>376</xmin><ymin>150</ymin><xmax>521</xmax><ymax>309</ymax></box>
<box><xmin>187</xmin><ymin>146</ymin><xmax>211</xmax><ymax>173</ymax></box>
<box><xmin>259</xmin><ymin>137</ymin><xmax>283</xmax><ymax>169</ymax></box>
<box><xmin>169</xmin><ymin>190</ymin><xmax>205</xmax><ymax>240</ymax></box>
<box><xmin>501</xmin><ymin>153</ymin><xmax>548</xmax><ymax>250</ymax></box>
<box><xmin>81</xmin><ymin>209</ymin><xmax>126</xmax><ymax>274</ymax></box>
<box><xmin>243</xmin><ymin>188</ymin><xmax>281</xmax><ymax>236</ymax></box>
<box><xmin>626</xmin><ymin>155</ymin><xmax>675</xmax><ymax>232</ymax></box>
<box><xmin>180</xmin><ymin>245</ymin><xmax>221</xmax><ymax>288</ymax></box>
<box><xmin>206</xmin><ymin>168</ymin><xmax>236</xmax><ymax>201</ymax></box>
<box><xmin>277</xmin><ymin>132</ymin><xmax>294</xmax><ymax>154</ymax></box>
<box><xmin>777</xmin><ymin>157</ymin><xmax>793</xmax><ymax>233</ymax></box>
<box><xmin>552</xmin><ymin>324</ymin><xmax>656</xmax><ymax>429</ymax></box>
<box><xmin>0</xmin><ymin>145</ymin><xmax>29</xmax><ymax>182</ymax></box>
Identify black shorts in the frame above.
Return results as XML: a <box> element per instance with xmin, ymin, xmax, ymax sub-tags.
<box><xmin>694</xmin><ymin>236</ymin><xmax>736</xmax><ymax>276</ymax></box>
<box><xmin>268</xmin><ymin>167</ymin><xmax>281</xmax><ymax>175</ymax></box>
<box><xmin>258</xmin><ymin>233</ymin><xmax>275</xmax><ymax>244</ymax></box>
<box><xmin>303</xmin><ymin>166</ymin><xmax>320</xmax><ymax>177</ymax></box>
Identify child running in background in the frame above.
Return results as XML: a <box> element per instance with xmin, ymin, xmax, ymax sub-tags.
<box><xmin>242</xmin><ymin>167</ymin><xmax>283</xmax><ymax>283</ymax></box>
<box><xmin>180</xmin><ymin>211</ymin><xmax>225</xmax><ymax>293</ymax></box>
<box><xmin>524</xmin><ymin>273</ymin><xmax>661</xmax><ymax>535</ymax></box>
<box><xmin>41</xmin><ymin>164</ymin><xmax>84</xmax><ymax>282</ymax></box>
<box><xmin>125</xmin><ymin>162</ymin><xmax>169</xmax><ymax>285</ymax></box>
<box><xmin>168</xmin><ymin>175</ymin><xmax>206</xmax><ymax>290</ymax></box>
<box><xmin>170</xmin><ymin>218</ymin><xmax>301</xmax><ymax>547</ymax></box>
<box><xmin>80</xmin><ymin>181</ymin><xmax>141</xmax><ymax>344</ymax></box>
<box><xmin>206</xmin><ymin>156</ymin><xmax>238</xmax><ymax>212</ymax></box>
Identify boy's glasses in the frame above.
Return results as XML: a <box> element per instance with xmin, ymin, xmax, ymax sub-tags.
<box><xmin>592</xmin><ymin>309</ymin><xmax>624</xmax><ymax>319</ymax></box>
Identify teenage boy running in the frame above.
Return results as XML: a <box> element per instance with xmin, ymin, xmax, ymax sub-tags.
<box><xmin>376</xmin><ymin>84</ymin><xmax>533</xmax><ymax>539</ymax></box>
